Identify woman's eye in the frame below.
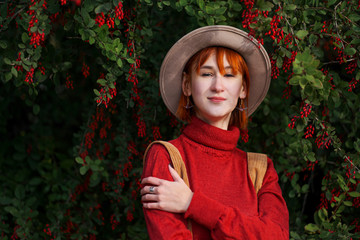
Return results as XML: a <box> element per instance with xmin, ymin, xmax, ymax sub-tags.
<box><xmin>201</xmin><ymin>73</ymin><xmax>213</xmax><ymax>77</ymax></box>
<box><xmin>224</xmin><ymin>74</ymin><xmax>235</xmax><ymax>77</ymax></box>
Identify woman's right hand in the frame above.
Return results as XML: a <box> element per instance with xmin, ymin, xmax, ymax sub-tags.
<box><xmin>141</xmin><ymin>165</ymin><xmax>193</xmax><ymax>213</ymax></box>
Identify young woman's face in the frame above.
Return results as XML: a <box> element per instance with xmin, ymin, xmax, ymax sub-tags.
<box><xmin>183</xmin><ymin>53</ymin><xmax>246</xmax><ymax>130</ymax></box>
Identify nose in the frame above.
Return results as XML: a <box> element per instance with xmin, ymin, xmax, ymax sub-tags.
<box><xmin>210</xmin><ymin>74</ymin><xmax>225</xmax><ymax>92</ymax></box>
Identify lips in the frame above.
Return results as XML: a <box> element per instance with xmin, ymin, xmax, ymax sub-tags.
<box><xmin>208</xmin><ymin>96</ymin><xmax>226</xmax><ymax>102</ymax></box>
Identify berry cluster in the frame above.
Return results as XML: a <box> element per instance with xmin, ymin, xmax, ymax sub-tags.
<box><xmin>43</xmin><ymin>224</ymin><xmax>55</xmax><ymax>240</ymax></box>
<box><xmin>282</xmin><ymin>51</ymin><xmax>297</xmax><ymax>73</ymax></box>
<box><xmin>348</xmin><ymin>78</ymin><xmax>359</xmax><ymax>92</ymax></box>
<box><xmin>27</xmin><ymin>1</ymin><xmax>46</xmax><ymax>48</ymax></box>
<box><xmin>115</xmin><ymin>2</ymin><xmax>124</xmax><ymax>20</ymax></box>
<box><xmin>345</xmin><ymin>60</ymin><xmax>357</xmax><ymax>75</ymax></box>
<box><xmin>265</xmin><ymin>10</ymin><xmax>284</xmax><ymax>44</ymax></box>
<box><xmin>305</xmin><ymin>160</ymin><xmax>318</xmax><ymax>171</ymax></box>
<box><xmin>152</xmin><ymin>126</ymin><xmax>162</xmax><ymax>140</ymax></box>
<box><xmin>270</xmin><ymin>55</ymin><xmax>280</xmax><ymax>79</ymax></box>
<box><xmin>304</xmin><ymin>125</ymin><xmax>315</xmax><ymax>139</ymax></box>
<box><xmin>321</xmin><ymin>68</ymin><xmax>335</xmax><ymax>90</ymax></box>
<box><xmin>136</xmin><ymin>117</ymin><xmax>146</xmax><ymax>137</ymax></box>
<box><xmin>240</xmin><ymin>129</ymin><xmax>249</xmax><ymax>143</ymax></box>
<box><xmin>344</xmin><ymin>157</ymin><xmax>357</xmax><ymax>179</ymax></box>
<box><xmin>288</xmin><ymin>115</ymin><xmax>299</xmax><ymax>129</ymax></box>
<box><xmin>321</xmin><ymin>21</ymin><xmax>329</xmax><ymax>33</ymax></box>
<box><xmin>315</xmin><ymin>131</ymin><xmax>331</xmax><ymax>149</ymax></box>
<box><xmin>15</xmin><ymin>52</ymin><xmax>23</xmax><ymax>72</ymax></box>
<box><xmin>300</xmin><ymin>103</ymin><xmax>312</xmax><ymax>118</ymax></box>
<box><xmin>283</xmin><ymin>33</ymin><xmax>293</xmax><ymax>49</ymax></box>
<box><xmin>95</xmin><ymin>12</ymin><xmax>106</xmax><ymax>27</ymax></box>
<box><xmin>65</xmin><ymin>74</ymin><xmax>73</xmax><ymax>89</ymax></box>
<box><xmin>82</xmin><ymin>62</ymin><xmax>90</xmax><ymax>78</ymax></box>
<box><xmin>96</xmin><ymin>82</ymin><xmax>117</xmax><ymax>108</ymax></box>
<box><xmin>25</xmin><ymin>68</ymin><xmax>35</xmax><ymax>84</ymax></box>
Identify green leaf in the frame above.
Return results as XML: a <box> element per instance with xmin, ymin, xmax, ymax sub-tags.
<box><xmin>94</xmin><ymin>3</ymin><xmax>112</xmax><ymax>14</ymax></box>
<box><xmin>300</xmin><ymin>77</ymin><xmax>308</xmax><ymax>89</ymax></box>
<box><xmin>344</xmin><ymin>46</ymin><xmax>356</xmax><ymax>56</ymax></box>
<box><xmin>326</xmin><ymin>0</ymin><xmax>337</xmax><ymax>7</ymax></box>
<box><xmin>117</xmin><ymin>58</ymin><xmax>123</xmax><ymax>68</ymax></box>
<box><xmin>301</xmin><ymin>184</ymin><xmax>309</xmax><ymax>193</ymax></box>
<box><xmin>15</xmin><ymin>185</ymin><xmax>25</xmax><ymax>200</ymax></box>
<box><xmin>305</xmin><ymin>223</ymin><xmax>320</xmax><ymax>233</ymax></box>
<box><xmin>348</xmin><ymin>191</ymin><xmax>360</xmax><ymax>198</ymax></box>
<box><xmin>75</xmin><ymin>157</ymin><xmax>84</xmax><ymax>164</ymax></box>
<box><xmin>296</xmin><ymin>30</ymin><xmax>308</xmax><ymax>39</ymax></box>
<box><xmin>198</xmin><ymin>0</ymin><xmax>205</xmax><ymax>10</ymax></box>
<box><xmin>258</xmin><ymin>0</ymin><xmax>274</xmax><ymax>11</ymax></box>
<box><xmin>0</xmin><ymin>40</ymin><xmax>7</xmax><ymax>49</ymax></box>
<box><xmin>94</xmin><ymin>89</ymin><xmax>100</xmax><ymax>96</ymax></box>
<box><xmin>4</xmin><ymin>58</ymin><xmax>11</xmax><ymax>65</ymax></box>
<box><xmin>81</xmin><ymin>8</ymin><xmax>91</xmax><ymax>25</ymax></box>
<box><xmin>5</xmin><ymin>72</ymin><xmax>12</xmax><ymax>82</ymax></box>
<box><xmin>179</xmin><ymin>0</ymin><xmax>187</xmax><ymax>7</ymax></box>
<box><xmin>284</xmin><ymin>4</ymin><xmax>297</xmax><ymax>10</ymax></box>
<box><xmin>4</xmin><ymin>206</ymin><xmax>18</xmax><ymax>217</ymax></box>
<box><xmin>205</xmin><ymin>5</ymin><xmax>215</xmax><ymax>14</ymax></box>
<box><xmin>343</xmin><ymin>201</ymin><xmax>353</xmax><ymax>207</ymax></box>
<box><xmin>215</xmin><ymin>7</ymin><xmax>227</xmax><ymax>15</ymax></box>
<box><xmin>33</xmin><ymin>104</ymin><xmax>40</xmax><ymax>115</ymax></box>
<box><xmin>89</xmin><ymin>36</ymin><xmax>95</xmax><ymax>45</ymax></box>
<box><xmin>309</xmin><ymin>34</ymin><xmax>318</xmax><ymax>45</ymax></box>
<box><xmin>185</xmin><ymin>5</ymin><xmax>195</xmax><ymax>16</ymax></box>
<box><xmin>127</xmin><ymin>58</ymin><xmax>135</xmax><ymax>64</ymax></box>
<box><xmin>22</xmin><ymin>32</ymin><xmax>29</xmax><ymax>43</ymax></box>
<box><xmin>310</xmin><ymin>77</ymin><xmax>323</xmax><ymax>89</ymax></box>
<box><xmin>80</xmin><ymin>165</ymin><xmax>89</xmax><ymax>175</ymax></box>
<box><xmin>349</xmin><ymin>13</ymin><xmax>360</xmax><ymax>22</ymax></box>
<box><xmin>30</xmin><ymin>26</ymin><xmax>38</xmax><ymax>33</ymax></box>
<box><xmin>11</xmin><ymin>67</ymin><xmax>18</xmax><ymax>77</ymax></box>
<box><xmin>206</xmin><ymin>16</ymin><xmax>214</xmax><ymax>25</ymax></box>
<box><xmin>97</xmin><ymin>79</ymin><xmax>107</xmax><ymax>86</ymax></box>
<box><xmin>289</xmin><ymin>75</ymin><xmax>301</xmax><ymax>85</ymax></box>
<box><xmin>351</xmin><ymin>38</ymin><xmax>360</xmax><ymax>45</ymax></box>
<box><xmin>306</xmin><ymin>152</ymin><xmax>316</xmax><ymax>162</ymax></box>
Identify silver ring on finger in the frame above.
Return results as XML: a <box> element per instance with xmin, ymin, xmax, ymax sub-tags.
<box><xmin>149</xmin><ymin>186</ymin><xmax>155</xmax><ymax>194</ymax></box>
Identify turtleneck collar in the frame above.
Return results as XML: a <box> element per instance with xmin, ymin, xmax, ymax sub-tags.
<box><xmin>182</xmin><ymin>116</ymin><xmax>240</xmax><ymax>151</ymax></box>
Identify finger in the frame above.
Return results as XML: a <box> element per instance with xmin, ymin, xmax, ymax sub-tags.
<box><xmin>140</xmin><ymin>185</ymin><xmax>158</xmax><ymax>195</ymax></box>
<box><xmin>141</xmin><ymin>193</ymin><xmax>159</xmax><ymax>202</ymax></box>
<box><xmin>143</xmin><ymin>202</ymin><xmax>162</xmax><ymax>210</ymax></box>
<box><xmin>141</xmin><ymin>176</ymin><xmax>163</xmax><ymax>186</ymax></box>
<box><xmin>168</xmin><ymin>164</ymin><xmax>182</xmax><ymax>182</ymax></box>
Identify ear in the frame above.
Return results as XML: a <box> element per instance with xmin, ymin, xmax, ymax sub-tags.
<box><xmin>182</xmin><ymin>72</ymin><xmax>192</xmax><ymax>97</ymax></box>
<box><xmin>239</xmin><ymin>82</ymin><xmax>247</xmax><ymax>99</ymax></box>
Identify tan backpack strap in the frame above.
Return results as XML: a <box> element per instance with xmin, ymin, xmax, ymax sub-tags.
<box><xmin>143</xmin><ymin>140</ymin><xmax>190</xmax><ymax>187</ymax></box>
<box><xmin>247</xmin><ymin>152</ymin><xmax>268</xmax><ymax>194</ymax></box>
<box><xmin>143</xmin><ymin>140</ymin><xmax>193</xmax><ymax>237</ymax></box>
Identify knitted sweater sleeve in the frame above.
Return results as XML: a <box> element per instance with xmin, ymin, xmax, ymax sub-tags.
<box><xmin>184</xmin><ymin>157</ymin><xmax>289</xmax><ymax>240</ymax></box>
<box><xmin>142</xmin><ymin>144</ymin><xmax>193</xmax><ymax>240</ymax></box>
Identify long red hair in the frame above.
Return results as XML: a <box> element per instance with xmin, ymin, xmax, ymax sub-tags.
<box><xmin>175</xmin><ymin>47</ymin><xmax>250</xmax><ymax>130</ymax></box>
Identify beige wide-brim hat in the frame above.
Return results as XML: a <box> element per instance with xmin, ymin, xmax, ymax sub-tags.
<box><xmin>159</xmin><ymin>25</ymin><xmax>271</xmax><ymax>117</ymax></box>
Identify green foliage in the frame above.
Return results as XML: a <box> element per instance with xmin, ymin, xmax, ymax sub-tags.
<box><xmin>0</xmin><ymin>0</ymin><xmax>360</xmax><ymax>239</ymax></box>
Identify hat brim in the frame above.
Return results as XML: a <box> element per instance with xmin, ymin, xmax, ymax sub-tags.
<box><xmin>159</xmin><ymin>25</ymin><xmax>271</xmax><ymax>117</ymax></box>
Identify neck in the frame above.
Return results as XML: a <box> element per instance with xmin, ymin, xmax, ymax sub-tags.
<box><xmin>195</xmin><ymin>112</ymin><xmax>231</xmax><ymax>130</ymax></box>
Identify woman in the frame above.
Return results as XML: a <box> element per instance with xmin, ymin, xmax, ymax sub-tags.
<box><xmin>141</xmin><ymin>25</ymin><xmax>289</xmax><ymax>239</ymax></box>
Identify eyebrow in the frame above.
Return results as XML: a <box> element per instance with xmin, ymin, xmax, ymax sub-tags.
<box><xmin>200</xmin><ymin>65</ymin><xmax>233</xmax><ymax>69</ymax></box>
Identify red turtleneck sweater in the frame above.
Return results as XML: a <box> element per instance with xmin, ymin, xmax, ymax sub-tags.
<box><xmin>142</xmin><ymin>117</ymin><xmax>289</xmax><ymax>239</ymax></box>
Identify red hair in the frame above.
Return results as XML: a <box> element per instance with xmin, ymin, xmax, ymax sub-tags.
<box><xmin>176</xmin><ymin>47</ymin><xmax>250</xmax><ymax>130</ymax></box>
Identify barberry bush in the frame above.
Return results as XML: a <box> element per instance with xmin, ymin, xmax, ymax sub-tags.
<box><xmin>0</xmin><ymin>0</ymin><xmax>359</xmax><ymax>239</ymax></box>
